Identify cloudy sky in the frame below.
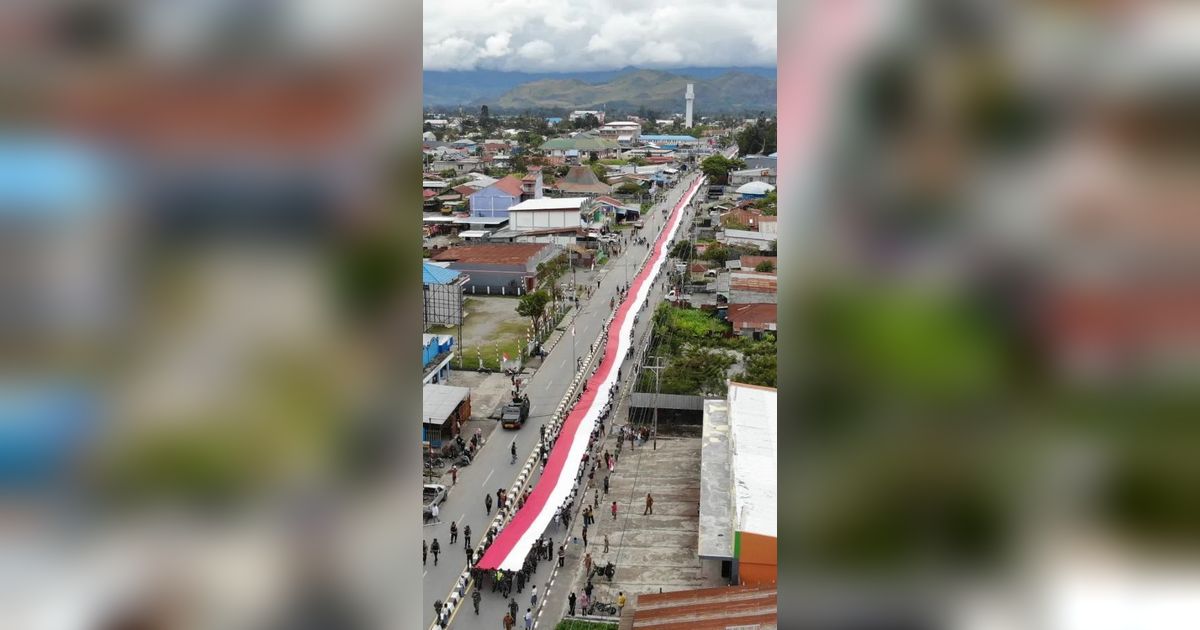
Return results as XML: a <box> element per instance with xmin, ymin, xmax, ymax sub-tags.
<box><xmin>424</xmin><ymin>0</ymin><xmax>776</xmax><ymax>72</ymax></box>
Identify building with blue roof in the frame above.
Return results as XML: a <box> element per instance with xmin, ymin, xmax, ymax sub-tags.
<box><xmin>423</xmin><ymin>262</ymin><xmax>467</xmax><ymax>332</ymax></box>
<box><xmin>639</xmin><ymin>134</ymin><xmax>700</xmax><ymax>149</ymax></box>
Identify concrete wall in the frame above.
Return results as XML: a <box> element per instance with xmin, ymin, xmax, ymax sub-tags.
<box><xmin>510</xmin><ymin>209</ymin><xmax>581</xmax><ymax>231</ymax></box>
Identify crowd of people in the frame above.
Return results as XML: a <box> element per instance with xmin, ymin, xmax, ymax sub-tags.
<box><xmin>429</xmin><ymin>174</ymin><xmax>701</xmax><ymax>630</ymax></box>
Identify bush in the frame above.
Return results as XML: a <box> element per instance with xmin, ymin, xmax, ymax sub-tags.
<box><xmin>556</xmin><ymin>620</ymin><xmax>617</xmax><ymax>630</ymax></box>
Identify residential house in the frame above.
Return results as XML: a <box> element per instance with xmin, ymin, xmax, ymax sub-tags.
<box><xmin>520</xmin><ymin>167</ymin><xmax>545</xmax><ymax>201</ymax></box>
<box><xmin>725</xmin><ymin>303</ymin><xmax>778</xmax><ymax>339</ymax></box>
<box><xmin>429</xmin><ymin>242</ymin><xmax>561</xmax><ymax>294</ymax></box>
<box><xmin>742</xmin><ymin>154</ymin><xmax>778</xmax><ymax>170</ymax></box>
<box><xmin>729</xmin><ymin>271</ymin><xmax>777</xmax><ymax>304</ymax></box>
<box><xmin>468</xmin><ymin>175</ymin><xmax>524</xmax><ymax>218</ymax></box>
<box><xmin>539</xmin><ymin>134</ymin><xmax>620</xmax><ymax>160</ymax></box>
<box><xmin>739</xmin><ymin>255</ymin><xmax>777</xmax><ymax>272</ymax></box>
<box><xmin>430</xmin><ymin>157</ymin><xmax>482</xmax><ymax>175</ymax></box>
<box><xmin>552</xmin><ymin>165</ymin><xmax>610</xmax><ymax>196</ymax></box>
<box><xmin>729</xmin><ymin>167</ymin><xmax>777</xmax><ymax>187</ymax></box>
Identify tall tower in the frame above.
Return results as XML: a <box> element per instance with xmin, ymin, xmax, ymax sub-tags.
<box><xmin>685</xmin><ymin>83</ymin><xmax>694</xmax><ymax>128</ymax></box>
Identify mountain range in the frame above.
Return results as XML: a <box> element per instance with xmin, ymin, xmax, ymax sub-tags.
<box><xmin>423</xmin><ymin>67</ymin><xmax>776</xmax><ymax>114</ymax></box>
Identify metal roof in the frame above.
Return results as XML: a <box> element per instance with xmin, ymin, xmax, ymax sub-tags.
<box><xmin>422</xmin><ymin>384</ymin><xmax>470</xmax><ymax>425</ymax></box>
<box><xmin>422</xmin><ymin>262</ymin><xmax>462</xmax><ymax>284</ymax></box>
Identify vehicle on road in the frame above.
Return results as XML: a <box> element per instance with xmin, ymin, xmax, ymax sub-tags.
<box><xmin>500</xmin><ymin>394</ymin><xmax>530</xmax><ymax>429</ymax></box>
<box><xmin>423</xmin><ymin>483</ymin><xmax>447</xmax><ymax>520</ymax></box>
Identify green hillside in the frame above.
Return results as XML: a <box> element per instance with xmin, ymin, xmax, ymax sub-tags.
<box><xmin>487</xmin><ymin>69</ymin><xmax>775</xmax><ymax>114</ymax></box>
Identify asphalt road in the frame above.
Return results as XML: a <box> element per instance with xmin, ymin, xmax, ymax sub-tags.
<box><xmin>423</xmin><ymin>170</ymin><xmax>705</xmax><ymax>629</ymax></box>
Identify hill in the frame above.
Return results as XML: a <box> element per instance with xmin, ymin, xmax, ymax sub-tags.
<box><xmin>486</xmin><ymin>69</ymin><xmax>776</xmax><ymax>114</ymax></box>
<box><xmin>422</xmin><ymin>66</ymin><xmax>776</xmax><ymax>112</ymax></box>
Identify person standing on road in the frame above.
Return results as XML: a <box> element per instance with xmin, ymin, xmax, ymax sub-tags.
<box><xmin>603</xmin><ymin>533</ymin><xmax>610</xmax><ymax>553</ymax></box>
<box><xmin>603</xmin><ymin>475</ymin><xmax>609</xmax><ymax>494</ymax></box>
<box><xmin>568</xmin><ymin>592</ymin><xmax>577</xmax><ymax>616</ymax></box>
<box><xmin>450</xmin><ymin>465</ymin><xmax>458</xmax><ymax>485</ymax></box>
<box><xmin>472</xmin><ymin>588</ymin><xmax>481</xmax><ymax>615</ymax></box>
<box><xmin>644</xmin><ymin>493</ymin><xmax>654</xmax><ymax>515</ymax></box>
<box><xmin>612</xmin><ymin>501</ymin><xmax>618</xmax><ymax>520</ymax></box>
<box><xmin>503</xmin><ymin>611</ymin><xmax>514</xmax><ymax>630</ymax></box>
<box><xmin>431</xmin><ymin>538</ymin><xmax>441</xmax><ymax>565</ymax></box>
<box><xmin>431</xmin><ymin>503</ymin><xmax>440</xmax><ymax>523</ymax></box>
<box><xmin>531</xmin><ymin>584</ymin><xmax>538</xmax><ymax>608</ymax></box>
<box><xmin>508</xmin><ymin>598</ymin><xmax>518</xmax><ymax>621</ymax></box>
<box><xmin>464</xmin><ymin>525</ymin><xmax>472</xmax><ymax>549</ymax></box>
<box><xmin>524</xmin><ymin>608</ymin><xmax>533</xmax><ymax>630</ymax></box>
<box><xmin>450</xmin><ymin>521</ymin><xmax>458</xmax><ymax>544</ymax></box>
<box><xmin>617</xmin><ymin>592</ymin><xmax>627</xmax><ymax>616</ymax></box>
<box><xmin>584</xmin><ymin>552</ymin><xmax>592</xmax><ymax>578</ymax></box>
<box><xmin>485</xmin><ymin>493</ymin><xmax>492</xmax><ymax>514</ymax></box>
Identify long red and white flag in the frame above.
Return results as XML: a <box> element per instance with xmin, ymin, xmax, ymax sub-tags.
<box><xmin>477</xmin><ymin>175</ymin><xmax>706</xmax><ymax>571</ymax></box>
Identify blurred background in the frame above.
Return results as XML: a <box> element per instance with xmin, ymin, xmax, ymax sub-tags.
<box><xmin>1</xmin><ymin>1</ymin><xmax>421</xmax><ymax>628</ymax></box>
<box><xmin>5</xmin><ymin>0</ymin><xmax>1200</xmax><ymax>629</ymax></box>
<box><xmin>780</xmin><ymin>1</ymin><xmax>1200</xmax><ymax>628</ymax></box>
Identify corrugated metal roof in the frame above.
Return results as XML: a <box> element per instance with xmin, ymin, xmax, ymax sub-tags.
<box><xmin>422</xmin><ymin>384</ymin><xmax>470</xmax><ymax>425</ymax></box>
<box><xmin>632</xmin><ymin>584</ymin><xmax>777</xmax><ymax>630</ymax></box>
<box><xmin>422</xmin><ymin>262</ymin><xmax>462</xmax><ymax>284</ymax></box>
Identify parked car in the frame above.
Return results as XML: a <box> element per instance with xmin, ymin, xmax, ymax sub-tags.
<box><xmin>423</xmin><ymin>483</ymin><xmax>447</xmax><ymax>519</ymax></box>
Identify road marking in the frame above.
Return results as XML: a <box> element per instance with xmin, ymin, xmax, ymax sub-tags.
<box><xmin>482</xmin><ymin>469</ymin><xmax>494</xmax><ymax>487</ymax></box>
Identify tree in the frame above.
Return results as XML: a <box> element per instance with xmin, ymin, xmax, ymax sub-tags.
<box><xmin>670</xmin><ymin>240</ymin><xmax>693</xmax><ymax>259</ymax></box>
<box><xmin>629</xmin><ymin>156</ymin><xmax>648</xmax><ymax>166</ymax></box>
<box><xmin>755</xmin><ymin>260</ymin><xmax>776</xmax><ymax>272</ymax></box>
<box><xmin>440</xmin><ymin>168</ymin><xmax>457</xmax><ymax>179</ymax></box>
<box><xmin>739</xmin><ymin>344</ymin><xmax>777</xmax><ymax>387</ymax></box>
<box><xmin>480</xmin><ymin>105</ymin><xmax>491</xmax><ymax>133</ymax></box>
<box><xmin>588</xmin><ymin>151</ymin><xmax>599</xmax><ymax>164</ymax></box>
<box><xmin>699</xmin><ymin>155</ymin><xmax>746</xmax><ymax>185</ymax></box>
<box><xmin>516</xmin><ymin>291</ymin><xmax>551</xmax><ymax>338</ymax></box>
<box><xmin>615</xmin><ymin>182</ymin><xmax>641</xmax><ymax>195</ymax></box>
<box><xmin>736</xmin><ymin>116</ymin><xmax>777</xmax><ymax>156</ymax></box>
<box><xmin>703</xmin><ymin>243</ymin><xmax>729</xmax><ymax>263</ymax></box>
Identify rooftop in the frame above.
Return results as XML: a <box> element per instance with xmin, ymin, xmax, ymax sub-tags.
<box><xmin>632</xmin><ymin>584</ymin><xmax>777</xmax><ymax>630</ymax></box>
<box><xmin>430</xmin><ymin>242</ymin><xmax>553</xmax><ymax>265</ymax></box>
<box><xmin>508</xmin><ymin>197</ymin><xmax>590</xmax><ymax>212</ymax></box>
<box><xmin>727</xmin><ymin>303</ymin><xmax>778</xmax><ymax>328</ymax></box>
<box><xmin>729</xmin><ymin>382</ymin><xmax>777</xmax><ymax>538</ymax></box>
<box><xmin>422</xmin><ymin>383</ymin><xmax>470</xmax><ymax>424</ymax></box>
<box><xmin>422</xmin><ymin>262</ymin><xmax>462</xmax><ymax>285</ymax></box>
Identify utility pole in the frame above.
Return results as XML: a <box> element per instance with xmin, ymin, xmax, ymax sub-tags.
<box><xmin>644</xmin><ymin>356</ymin><xmax>667</xmax><ymax>450</ymax></box>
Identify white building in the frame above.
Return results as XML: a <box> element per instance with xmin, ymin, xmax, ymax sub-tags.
<box><xmin>568</xmin><ymin>110</ymin><xmax>606</xmax><ymax>124</ymax></box>
<box><xmin>598</xmin><ymin>120</ymin><xmax>641</xmax><ymax>143</ymax></box>
<box><xmin>506</xmin><ymin>197</ymin><xmax>589</xmax><ymax>232</ymax></box>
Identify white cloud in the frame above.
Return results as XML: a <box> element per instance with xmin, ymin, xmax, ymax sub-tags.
<box><xmin>482</xmin><ymin>32</ymin><xmax>512</xmax><ymax>58</ymax></box>
<box><xmin>423</xmin><ymin>0</ymin><xmax>776</xmax><ymax>71</ymax></box>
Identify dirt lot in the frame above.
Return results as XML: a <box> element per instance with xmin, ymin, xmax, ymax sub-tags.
<box><xmin>429</xmin><ymin>296</ymin><xmax>532</xmax><ymax>371</ymax></box>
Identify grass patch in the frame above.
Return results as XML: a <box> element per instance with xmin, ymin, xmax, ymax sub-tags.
<box><xmin>455</xmin><ymin>320</ymin><xmax>532</xmax><ymax>371</ymax></box>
